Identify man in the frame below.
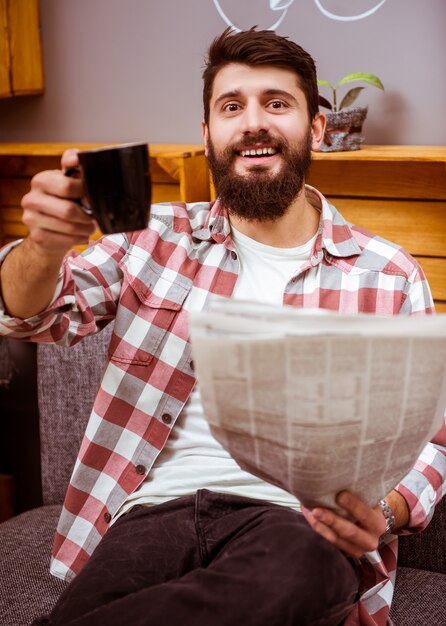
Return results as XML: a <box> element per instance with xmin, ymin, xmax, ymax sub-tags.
<box><xmin>0</xmin><ymin>28</ymin><xmax>444</xmax><ymax>626</ymax></box>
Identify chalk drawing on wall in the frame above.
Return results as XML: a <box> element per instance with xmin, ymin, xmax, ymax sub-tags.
<box><xmin>313</xmin><ymin>0</ymin><xmax>387</xmax><ymax>22</ymax></box>
<box><xmin>212</xmin><ymin>0</ymin><xmax>388</xmax><ymax>32</ymax></box>
<box><xmin>213</xmin><ymin>1</ymin><xmax>295</xmax><ymax>33</ymax></box>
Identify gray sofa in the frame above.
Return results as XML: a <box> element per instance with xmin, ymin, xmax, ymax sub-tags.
<box><xmin>0</xmin><ymin>325</ymin><xmax>445</xmax><ymax>626</ymax></box>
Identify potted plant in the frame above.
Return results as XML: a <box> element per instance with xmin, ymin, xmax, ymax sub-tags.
<box><xmin>317</xmin><ymin>72</ymin><xmax>384</xmax><ymax>152</ymax></box>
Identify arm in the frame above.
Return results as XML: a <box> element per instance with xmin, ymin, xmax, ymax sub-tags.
<box><xmin>0</xmin><ymin>150</ymin><xmax>97</xmax><ymax>318</ymax></box>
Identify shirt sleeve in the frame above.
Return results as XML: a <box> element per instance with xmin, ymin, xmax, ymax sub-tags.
<box><xmin>394</xmin><ymin>261</ymin><xmax>446</xmax><ymax>532</ymax></box>
<box><xmin>0</xmin><ymin>234</ymin><xmax>129</xmax><ymax>346</ymax></box>
<box><xmin>399</xmin><ymin>262</ymin><xmax>435</xmax><ymax>315</ymax></box>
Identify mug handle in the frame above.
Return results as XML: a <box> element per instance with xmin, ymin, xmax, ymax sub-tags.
<box><xmin>64</xmin><ymin>167</ymin><xmax>94</xmax><ymax>216</ymax></box>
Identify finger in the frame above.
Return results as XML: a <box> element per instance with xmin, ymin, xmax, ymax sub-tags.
<box><xmin>337</xmin><ymin>491</ymin><xmax>384</xmax><ymax>536</ymax></box>
<box><xmin>22</xmin><ymin>198</ymin><xmax>98</xmax><ymax>238</ymax></box>
<box><xmin>311</xmin><ymin>507</ymin><xmax>380</xmax><ymax>553</ymax></box>
<box><xmin>61</xmin><ymin>148</ymin><xmax>80</xmax><ymax>172</ymax></box>
<box><xmin>302</xmin><ymin>507</ymin><xmax>339</xmax><ymax>544</ymax></box>
<box><xmin>23</xmin><ymin>187</ymin><xmax>95</xmax><ymax>227</ymax></box>
<box><xmin>304</xmin><ymin>507</ymin><xmax>378</xmax><ymax>557</ymax></box>
<box><xmin>31</xmin><ymin>169</ymin><xmax>86</xmax><ymax>203</ymax></box>
<box><xmin>24</xmin><ymin>204</ymin><xmax>97</xmax><ymax>244</ymax></box>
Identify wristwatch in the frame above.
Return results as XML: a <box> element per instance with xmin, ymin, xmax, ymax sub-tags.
<box><xmin>379</xmin><ymin>499</ymin><xmax>396</xmax><ymax>536</ymax></box>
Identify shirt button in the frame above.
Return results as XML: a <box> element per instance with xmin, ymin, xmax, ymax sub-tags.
<box><xmin>190</xmin><ymin>359</ymin><xmax>195</xmax><ymax>371</ymax></box>
<box><xmin>162</xmin><ymin>413</ymin><xmax>172</xmax><ymax>424</ymax></box>
<box><xmin>231</xmin><ymin>250</ymin><xmax>237</xmax><ymax>260</ymax></box>
<box><xmin>104</xmin><ymin>512</ymin><xmax>111</xmax><ymax>523</ymax></box>
<box><xmin>135</xmin><ymin>464</ymin><xmax>146</xmax><ymax>475</ymax></box>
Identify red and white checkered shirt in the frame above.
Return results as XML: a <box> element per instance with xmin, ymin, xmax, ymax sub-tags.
<box><xmin>1</xmin><ymin>186</ymin><xmax>445</xmax><ymax>626</ymax></box>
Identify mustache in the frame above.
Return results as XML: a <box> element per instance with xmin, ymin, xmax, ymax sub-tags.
<box><xmin>230</xmin><ymin>132</ymin><xmax>289</xmax><ymax>153</ymax></box>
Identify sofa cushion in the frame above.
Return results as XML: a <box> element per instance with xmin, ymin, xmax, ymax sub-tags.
<box><xmin>390</xmin><ymin>566</ymin><xmax>446</xmax><ymax>625</ymax></box>
<box><xmin>0</xmin><ymin>505</ymin><xmax>67</xmax><ymax>626</ymax></box>
<box><xmin>37</xmin><ymin>324</ymin><xmax>113</xmax><ymax>505</ymax></box>
<box><xmin>397</xmin><ymin>494</ymin><xmax>446</xmax><ymax>574</ymax></box>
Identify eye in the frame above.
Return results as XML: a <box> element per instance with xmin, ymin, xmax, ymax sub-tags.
<box><xmin>268</xmin><ymin>100</ymin><xmax>287</xmax><ymax>109</ymax></box>
<box><xmin>223</xmin><ymin>102</ymin><xmax>240</xmax><ymax>112</ymax></box>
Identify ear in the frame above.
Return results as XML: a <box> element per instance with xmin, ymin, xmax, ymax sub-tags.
<box><xmin>310</xmin><ymin>112</ymin><xmax>326</xmax><ymax>151</ymax></box>
<box><xmin>202</xmin><ymin>120</ymin><xmax>209</xmax><ymax>157</ymax></box>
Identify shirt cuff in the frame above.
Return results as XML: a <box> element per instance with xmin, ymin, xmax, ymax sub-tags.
<box><xmin>0</xmin><ymin>239</ymin><xmax>23</xmax><ymax>315</ymax></box>
<box><xmin>0</xmin><ymin>239</ymin><xmax>64</xmax><ymax>334</ymax></box>
<box><xmin>394</xmin><ymin>441</ymin><xmax>446</xmax><ymax>533</ymax></box>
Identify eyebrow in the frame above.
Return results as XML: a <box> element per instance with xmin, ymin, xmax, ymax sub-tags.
<box><xmin>213</xmin><ymin>90</ymin><xmax>241</xmax><ymax>108</ymax></box>
<box><xmin>213</xmin><ymin>88</ymin><xmax>299</xmax><ymax>108</ymax></box>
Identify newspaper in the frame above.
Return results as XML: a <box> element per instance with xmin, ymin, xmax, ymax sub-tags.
<box><xmin>189</xmin><ymin>298</ymin><xmax>446</xmax><ymax>512</ymax></box>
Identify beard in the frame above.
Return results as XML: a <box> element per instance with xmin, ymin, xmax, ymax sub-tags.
<box><xmin>206</xmin><ymin>129</ymin><xmax>313</xmax><ymax>222</ymax></box>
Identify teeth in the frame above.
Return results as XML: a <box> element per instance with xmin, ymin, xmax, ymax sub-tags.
<box><xmin>240</xmin><ymin>147</ymin><xmax>277</xmax><ymax>157</ymax></box>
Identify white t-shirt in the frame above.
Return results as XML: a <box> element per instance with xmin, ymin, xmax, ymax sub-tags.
<box><xmin>113</xmin><ymin>226</ymin><xmax>316</xmax><ymax>521</ymax></box>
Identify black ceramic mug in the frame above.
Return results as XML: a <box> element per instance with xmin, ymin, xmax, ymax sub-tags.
<box><xmin>67</xmin><ymin>142</ymin><xmax>151</xmax><ymax>234</ymax></box>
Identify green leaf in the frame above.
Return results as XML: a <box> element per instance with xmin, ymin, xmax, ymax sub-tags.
<box><xmin>337</xmin><ymin>72</ymin><xmax>384</xmax><ymax>90</ymax></box>
<box><xmin>317</xmin><ymin>79</ymin><xmax>335</xmax><ymax>90</ymax></box>
<box><xmin>339</xmin><ymin>87</ymin><xmax>364</xmax><ymax>110</ymax></box>
<box><xmin>318</xmin><ymin>94</ymin><xmax>333</xmax><ymax>110</ymax></box>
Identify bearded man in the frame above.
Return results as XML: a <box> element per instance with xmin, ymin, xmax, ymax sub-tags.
<box><xmin>0</xmin><ymin>28</ymin><xmax>443</xmax><ymax>626</ymax></box>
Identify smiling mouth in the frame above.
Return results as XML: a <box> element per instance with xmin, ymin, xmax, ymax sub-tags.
<box><xmin>238</xmin><ymin>146</ymin><xmax>279</xmax><ymax>158</ymax></box>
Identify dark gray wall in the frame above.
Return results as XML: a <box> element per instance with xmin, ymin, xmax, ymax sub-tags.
<box><xmin>0</xmin><ymin>0</ymin><xmax>444</xmax><ymax>145</ymax></box>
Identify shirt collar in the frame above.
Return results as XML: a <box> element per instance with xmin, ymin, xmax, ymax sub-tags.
<box><xmin>193</xmin><ymin>198</ymin><xmax>231</xmax><ymax>243</ymax></box>
<box><xmin>194</xmin><ymin>185</ymin><xmax>361</xmax><ymax>260</ymax></box>
<box><xmin>308</xmin><ymin>185</ymin><xmax>361</xmax><ymax>259</ymax></box>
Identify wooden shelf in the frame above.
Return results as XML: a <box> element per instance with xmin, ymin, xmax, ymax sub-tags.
<box><xmin>311</xmin><ymin>145</ymin><xmax>446</xmax><ymax>162</ymax></box>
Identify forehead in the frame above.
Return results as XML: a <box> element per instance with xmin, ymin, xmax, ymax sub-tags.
<box><xmin>210</xmin><ymin>62</ymin><xmax>303</xmax><ymax>104</ymax></box>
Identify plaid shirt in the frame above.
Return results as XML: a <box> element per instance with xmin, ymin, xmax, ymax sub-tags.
<box><xmin>1</xmin><ymin>186</ymin><xmax>445</xmax><ymax>626</ymax></box>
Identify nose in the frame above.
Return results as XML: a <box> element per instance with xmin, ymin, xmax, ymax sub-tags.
<box><xmin>241</xmin><ymin>101</ymin><xmax>269</xmax><ymax>135</ymax></box>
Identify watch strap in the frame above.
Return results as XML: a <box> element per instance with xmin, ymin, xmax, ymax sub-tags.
<box><xmin>379</xmin><ymin>499</ymin><xmax>396</xmax><ymax>536</ymax></box>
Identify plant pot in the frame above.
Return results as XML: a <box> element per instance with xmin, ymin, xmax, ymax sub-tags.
<box><xmin>320</xmin><ymin>106</ymin><xmax>368</xmax><ymax>152</ymax></box>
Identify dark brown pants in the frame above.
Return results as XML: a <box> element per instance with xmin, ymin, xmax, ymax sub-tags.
<box><xmin>34</xmin><ymin>490</ymin><xmax>359</xmax><ymax>626</ymax></box>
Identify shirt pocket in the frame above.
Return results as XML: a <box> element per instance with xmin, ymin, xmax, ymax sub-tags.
<box><xmin>108</xmin><ymin>267</ymin><xmax>191</xmax><ymax>367</ymax></box>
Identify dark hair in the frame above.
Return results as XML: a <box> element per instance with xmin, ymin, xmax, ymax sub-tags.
<box><xmin>202</xmin><ymin>27</ymin><xmax>319</xmax><ymax>124</ymax></box>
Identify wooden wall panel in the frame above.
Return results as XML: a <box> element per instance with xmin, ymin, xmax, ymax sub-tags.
<box><xmin>307</xmin><ymin>160</ymin><xmax>445</xmax><ymax>200</ymax></box>
<box><xmin>0</xmin><ymin>0</ymin><xmax>11</xmax><ymax>97</ymax></box>
<box><xmin>8</xmin><ymin>0</ymin><xmax>44</xmax><ymax>95</ymax></box>
<box><xmin>0</xmin><ymin>155</ymin><xmax>60</xmax><ymax>176</ymax></box>
<box><xmin>0</xmin><ymin>178</ymin><xmax>29</xmax><ymax>206</ymax></box>
<box><xmin>180</xmin><ymin>154</ymin><xmax>211</xmax><ymax>203</ymax></box>
<box><xmin>0</xmin><ymin>144</ymin><xmax>444</xmax><ymax>312</ymax></box>
<box><xmin>416</xmin><ymin>257</ymin><xmax>446</xmax><ymax>302</ymax></box>
<box><xmin>151</xmin><ymin>184</ymin><xmax>182</xmax><ymax>203</ymax></box>
<box><xmin>330</xmin><ymin>198</ymin><xmax>446</xmax><ymax>258</ymax></box>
